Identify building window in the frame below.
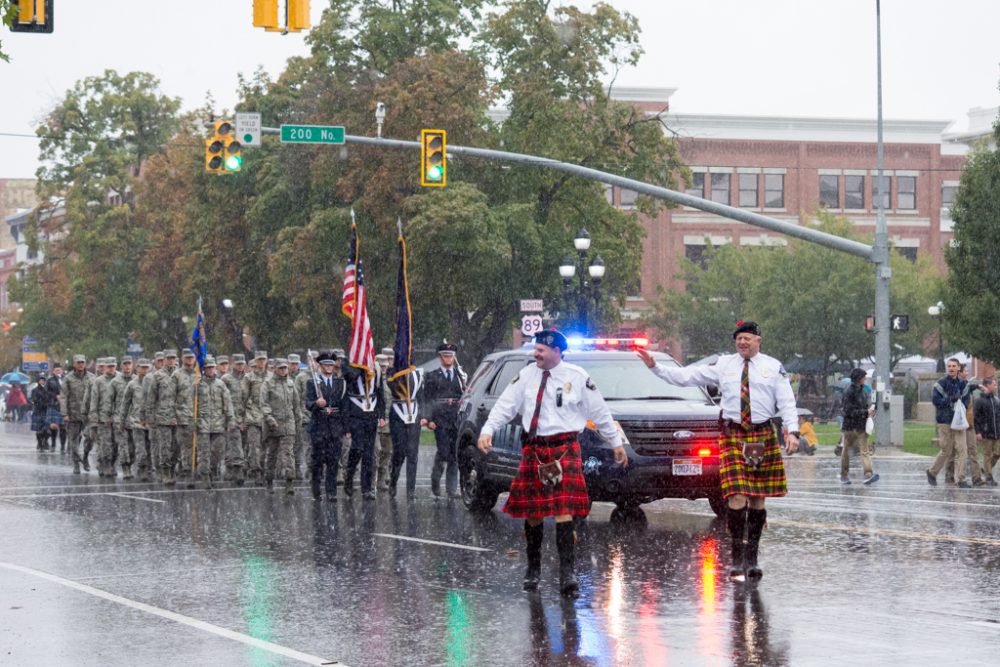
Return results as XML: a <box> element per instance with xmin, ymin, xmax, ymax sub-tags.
<box><xmin>685</xmin><ymin>244</ymin><xmax>707</xmax><ymax>269</ymax></box>
<box><xmin>819</xmin><ymin>175</ymin><xmax>839</xmax><ymax>208</ymax></box>
<box><xmin>897</xmin><ymin>176</ymin><xmax>916</xmax><ymax>210</ymax></box>
<box><xmin>738</xmin><ymin>174</ymin><xmax>758</xmax><ymax>208</ymax></box>
<box><xmin>687</xmin><ymin>173</ymin><xmax>705</xmax><ymax>199</ymax></box>
<box><xmin>896</xmin><ymin>246</ymin><xmax>918</xmax><ymax>262</ymax></box>
<box><xmin>942</xmin><ymin>185</ymin><xmax>958</xmax><ymax>209</ymax></box>
<box><xmin>619</xmin><ymin>188</ymin><xmax>638</xmax><ymax>207</ymax></box>
<box><xmin>764</xmin><ymin>174</ymin><xmax>784</xmax><ymax>208</ymax></box>
<box><xmin>603</xmin><ymin>184</ymin><xmax>613</xmax><ymax>204</ymax></box>
<box><xmin>845</xmin><ymin>175</ymin><xmax>865</xmax><ymax>209</ymax></box>
<box><xmin>873</xmin><ymin>175</ymin><xmax>890</xmax><ymax>210</ymax></box>
<box><xmin>711</xmin><ymin>173</ymin><xmax>730</xmax><ymax>205</ymax></box>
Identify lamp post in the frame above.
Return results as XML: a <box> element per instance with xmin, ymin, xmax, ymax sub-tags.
<box><xmin>558</xmin><ymin>228</ymin><xmax>605</xmax><ymax>335</ymax></box>
<box><xmin>927</xmin><ymin>301</ymin><xmax>944</xmax><ymax>373</ymax></box>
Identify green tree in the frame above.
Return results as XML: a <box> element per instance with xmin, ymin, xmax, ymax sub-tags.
<box><xmin>14</xmin><ymin>70</ymin><xmax>180</xmax><ymax>355</ymax></box>
<box><xmin>943</xmin><ymin>122</ymin><xmax>1000</xmax><ymax>365</ymax></box>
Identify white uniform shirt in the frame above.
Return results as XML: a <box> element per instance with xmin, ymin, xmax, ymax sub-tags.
<box><xmin>649</xmin><ymin>352</ymin><xmax>799</xmax><ymax>432</ymax></box>
<box><xmin>481</xmin><ymin>361</ymin><xmax>622</xmax><ymax>446</ymax></box>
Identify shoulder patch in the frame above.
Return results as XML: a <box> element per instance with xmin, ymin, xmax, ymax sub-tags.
<box><xmin>586</xmin><ymin>378</ymin><xmax>596</xmax><ymax>391</ymax></box>
<box><xmin>778</xmin><ymin>364</ymin><xmax>788</xmax><ymax>377</ymax></box>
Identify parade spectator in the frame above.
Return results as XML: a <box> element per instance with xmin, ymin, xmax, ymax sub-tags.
<box><xmin>840</xmin><ymin>368</ymin><xmax>878</xmax><ymax>485</ymax></box>
<box><xmin>927</xmin><ymin>358</ymin><xmax>972</xmax><ymax>487</ymax></box>
<box><xmin>974</xmin><ymin>377</ymin><xmax>1000</xmax><ymax>487</ymax></box>
<box><xmin>6</xmin><ymin>382</ymin><xmax>28</xmax><ymax>422</ymax></box>
<box><xmin>30</xmin><ymin>377</ymin><xmax>53</xmax><ymax>450</ymax></box>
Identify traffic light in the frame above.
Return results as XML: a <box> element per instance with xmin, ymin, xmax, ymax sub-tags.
<box><xmin>288</xmin><ymin>0</ymin><xmax>310</xmax><ymax>32</ymax></box>
<box><xmin>205</xmin><ymin>121</ymin><xmax>241</xmax><ymax>174</ymax></box>
<box><xmin>421</xmin><ymin>129</ymin><xmax>447</xmax><ymax>187</ymax></box>
<box><xmin>253</xmin><ymin>0</ymin><xmax>280</xmax><ymax>31</ymax></box>
<box><xmin>223</xmin><ymin>132</ymin><xmax>242</xmax><ymax>172</ymax></box>
<box><xmin>11</xmin><ymin>0</ymin><xmax>54</xmax><ymax>33</ymax></box>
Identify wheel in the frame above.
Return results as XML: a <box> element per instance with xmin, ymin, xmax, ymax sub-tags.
<box><xmin>707</xmin><ymin>494</ymin><xmax>727</xmax><ymax>518</ymax></box>
<box><xmin>460</xmin><ymin>451</ymin><xmax>500</xmax><ymax>513</ymax></box>
<box><xmin>610</xmin><ymin>505</ymin><xmax>648</xmax><ymax>528</ymax></box>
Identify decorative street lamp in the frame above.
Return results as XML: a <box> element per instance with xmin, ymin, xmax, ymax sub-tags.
<box><xmin>927</xmin><ymin>301</ymin><xmax>945</xmax><ymax>373</ymax></box>
<box><xmin>559</xmin><ymin>228</ymin><xmax>605</xmax><ymax>335</ymax></box>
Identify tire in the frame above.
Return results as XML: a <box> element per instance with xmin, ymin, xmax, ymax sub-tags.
<box><xmin>460</xmin><ymin>449</ymin><xmax>500</xmax><ymax>513</ymax></box>
<box><xmin>707</xmin><ymin>493</ymin><xmax>727</xmax><ymax>518</ymax></box>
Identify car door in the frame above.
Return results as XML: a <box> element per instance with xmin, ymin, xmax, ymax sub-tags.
<box><xmin>482</xmin><ymin>357</ymin><xmax>529</xmax><ymax>481</ymax></box>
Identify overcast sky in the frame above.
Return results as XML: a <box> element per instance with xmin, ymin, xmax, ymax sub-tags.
<box><xmin>1</xmin><ymin>0</ymin><xmax>998</xmax><ymax>179</ymax></box>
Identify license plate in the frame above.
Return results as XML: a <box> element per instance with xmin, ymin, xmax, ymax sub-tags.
<box><xmin>672</xmin><ymin>459</ymin><xmax>702</xmax><ymax>476</ymax></box>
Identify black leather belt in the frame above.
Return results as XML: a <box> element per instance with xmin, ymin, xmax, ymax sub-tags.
<box><xmin>435</xmin><ymin>398</ymin><xmax>460</xmax><ymax>406</ymax></box>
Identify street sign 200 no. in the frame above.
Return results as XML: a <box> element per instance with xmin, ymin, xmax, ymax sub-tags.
<box><xmin>280</xmin><ymin>125</ymin><xmax>346</xmax><ymax>144</ymax></box>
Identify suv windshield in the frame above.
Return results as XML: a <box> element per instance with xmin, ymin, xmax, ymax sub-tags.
<box><xmin>570</xmin><ymin>358</ymin><xmax>708</xmax><ymax>401</ymax></box>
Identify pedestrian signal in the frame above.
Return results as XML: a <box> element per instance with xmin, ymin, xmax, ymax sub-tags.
<box><xmin>864</xmin><ymin>316</ymin><xmax>875</xmax><ymax>333</ymax></box>
<box><xmin>421</xmin><ymin>129</ymin><xmax>447</xmax><ymax>187</ymax></box>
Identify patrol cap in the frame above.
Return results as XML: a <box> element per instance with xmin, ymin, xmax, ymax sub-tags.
<box><xmin>437</xmin><ymin>342</ymin><xmax>457</xmax><ymax>356</ymax></box>
<box><xmin>254</xmin><ymin>350</ymin><xmax>268</xmax><ymax>361</ymax></box>
<box><xmin>316</xmin><ymin>350</ymin><xmax>337</xmax><ymax>365</ymax></box>
<box><xmin>121</xmin><ymin>355</ymin><xmax>133</xmax><ymax>364</ymax></box>
<box><xmin>105</xmin><ymin>357</ymin><xmax>118</xmax><ymax>366</ymax></box>
<box><xmin>95</xmin><ymin>358</ymin><xmax>107</xmax><ymax>365</ymax></box>
<box><xmin>288</xmin><ymin>353</ymin><xmax>301</xmax><ymax>364</ymax></box>
<box><xmin>275</xmin><ymin>358</ymin><xmax>289</xmax><ymax>368</ymax></box>
<box><xmin>533</xmin><ymin>329</ymin><xmax>568</xmax><ymax>352</ymax></box>
<box><xmin>204</xmin><ymin>356</ymin><xmax>217</xmax><ymax>368</ymax></box>
<box><xmin>73</xmin><ymin>354</ymin><xmax>86</xmax><ymax>363</ymax></box>
<box><xmin>732</xmin><ymin>320</ymin><xmax>762</xmax><ymax>339</ymax></box>
<box><xmin>181</xmin><ymin>349</ymin><xmax>195</xmax><ymax>358</ymax></box>
<box><xmin>138</xmin><ymin>358</ymin><xmax>152</xmax><ymax>367</ymax></box>
<box><xmin>232</xmin><ymin>354</ymin><xmax>246</xmax><ymax>364</ymax></box>
<box><xmin>164</xmin><ymin>349</ymin><xmax>178</xmax><ymax>358</ymax></box>
<box><xmin>153</xmin><ymin>351</ymin><xmax>165</xmax><ymax>360</ymax></box>
<box><xmin>216</xmin><ymin>355</ymin><xmax>229</xmax><ymax>365</ymax></box>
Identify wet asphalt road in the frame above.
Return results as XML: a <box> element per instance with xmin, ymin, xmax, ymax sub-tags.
<box><xmin>1</xmin><ymin>424</ymin><xmax>999</xmax><ymax>667</ymax></box>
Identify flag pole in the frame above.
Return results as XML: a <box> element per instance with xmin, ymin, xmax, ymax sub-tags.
<box><xmin>191</xmin><ymin>296</ymin><xmax>203</xmax><ymax>478</ymax></box>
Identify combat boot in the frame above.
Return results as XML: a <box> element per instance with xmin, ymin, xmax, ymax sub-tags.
<box><xmin>555</xmin><ymin>521</ymin><xmax>579</xmax><ymax>598</ymax></box>
<box><xmin>727</xmin><ymin>505</ymin><xmax>748</xmax><ymax>580</ymax></box>
<box><xmin>745</xmin><ymin>508</ymin><xmax>767</xmax><ymax>580</ymax></box>
<box><xmin>72</xmin><ymin>461</ymin><xmax>81</xmax><ymax>475</ymax></box>
<box><xmin>523</xmin><ymin>521</ymin><xmax>544</xmax><ymax>592</ymax></box>
<box><xmin>285</xmin><ymin>479</ymin><xmax>295</xmax><ymax>495</ymax></box>
<box><xmin>311</xmin><ymin>476</ymin><xmax>321</xmax><ymax>501</ymax></box>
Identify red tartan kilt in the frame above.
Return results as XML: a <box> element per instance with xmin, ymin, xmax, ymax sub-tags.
<box><xmin>503</xmin><ymin>432</ymin><xmax>590</xmax><ymax>519</ymax></box>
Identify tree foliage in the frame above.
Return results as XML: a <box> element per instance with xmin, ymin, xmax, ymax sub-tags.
<box><xmin>943</xmin><ymin>120</ymin><xmax>1000</xmax><ymax>365</ymax></box>
<box><xmin>18</xmin><ymin>1</ymin><xmax>685</xmax><ymax>364</ymax></box>
<box><xmin>648</xmin><ymin>212</ymin><xmax>942</xmax><ymax>385</ymax></box>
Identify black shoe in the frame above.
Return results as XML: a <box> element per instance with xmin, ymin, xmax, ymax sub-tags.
<box><xmin>834</xmin><ymin>444</ymin><xmax>843</xmax><ymax>457</ymax></box>
<box><xmin>406</xmin><ymin>491</ymin><xmax>416</xmax><ymax>501</ymax></box>
<box><xmin>863</xmin><ymin>473</ymin><xmax>880</xmax><ymax>485</ymax></box>
<box><xmin>82</xmin><ymin>460</ymin><xmax>90</xmax><ymax>472</ymax></box>
<box><xmin>957</xmin><ymin>481</ymin><xmax>972</xmax><ymax>489</ymax></box>
<box><xmin>988</xmin><ymin>478</ymin><xmax>998</xmax><ymax>487</ymax></box>
<box><xmin>343</xmin><ymin>484</ymin><xmax>354</xmax><ymax>498</ymax></box>
<box><xmin>926</xmin><ymin>470</ymin><xmax>937</xmax><ymax>486</ymax></box>
<box><xmin>363</xmin><ymin>490</ymin><xmax>376</xmax><ymax>500</ymax></box>
<box><xmin>388</xmin><ymin>485</ymin><xmax>397</xmax><ymax>498</ymax></box>
<box><xmin>840</xmin><ymin>475</ymin><xmax>852</xmax><ymax>485</ymax></box>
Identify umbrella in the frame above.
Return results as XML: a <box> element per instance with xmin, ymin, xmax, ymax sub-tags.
<box><xmin>1</xmin><ymin>371</ymin><xmax>30</xmax><ymax>384</ymax></box>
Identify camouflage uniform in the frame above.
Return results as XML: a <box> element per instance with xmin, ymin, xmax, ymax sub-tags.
<box><xmin>88</xmin><ymin>361</ymin><xmax>121</xmax><ymax>478</ymax></box>
<box><xmin>121</xmin><ymin>360</ymin><xmax>152</xmax><ymax>481</ymax></box>
<box><xmin>111</xmin><ymin>359</ymin><xmax>135</xmax><ymax>478</ymax></box>
<box><xmin>291</xmin><ymin>355</ymin><xmax>313</xmax><ymax>481</ymax></box>
<box><xmin>173</xmin><ymin>355</ymin><xmax>199</xmax><ymax>481</ymax></box>
<box><xmin>261</xmin><ymin>360</ymin><xmax>302</xmax><ymax>494</ymax></box>
<box><xmin>195</xmin><ymin>357</ymin><xmax>234</xmax><ymax>487</ymax></box>
<box><xmin>145</xmin><ymin>352</ymin><xmax>179</xmax><ymax>484</ymax></box>
<box><xmin>62</xmin><ymin>357</ymin><xmax>93</xmax><ymax>474</ymax></box>
<box><xmin>242</xmin><ymin>353</ymin><xmax>268</xmax><ymax>483</ymax></box>
<box><xmin>375</xmin><ymin>352</ymin><xmax>394</xmax><ymax>490</ymax></box>
<box><xmin>220</xmin><ymin>355</ymin><xmax>247</xmax><ymax>482</ymax></box>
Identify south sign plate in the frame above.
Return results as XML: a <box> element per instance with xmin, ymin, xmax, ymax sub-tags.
<box><xmin>280</xmin><ymin>125</ymin><xmax>346</xmax><ymax>145</ymax></box>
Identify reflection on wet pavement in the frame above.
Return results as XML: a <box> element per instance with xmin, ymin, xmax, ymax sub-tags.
<box><xmin>1</xmin><ymin>428</ymin><xmax>999</xmax><ymax>666</ymax></box>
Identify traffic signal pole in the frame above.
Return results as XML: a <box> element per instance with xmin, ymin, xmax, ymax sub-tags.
<box><xmin>255</xmin><ymin>121</ymin><xmax>895</xmax><ymax>446</ymax></box>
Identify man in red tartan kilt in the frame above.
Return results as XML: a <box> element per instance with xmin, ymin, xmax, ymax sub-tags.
<box><xmin>638</xmin><ymin>321</ymin><xmax>800</xmax><ymax>582</ymax></box>
<box><xmin>478</xmin><ymin>329</ymin><xmax>628</xmax><ymax>597</ymax></box>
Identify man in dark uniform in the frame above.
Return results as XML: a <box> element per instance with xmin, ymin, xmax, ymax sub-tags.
<box><xmin>305</xmin><ymin>351</ymin><xmax>350</xmax><ymax>501</ymax></box>
<box><xmin>343</xmin><ymin>362</ymin><xmax>386</xmax><ymax>499</ymax></box>
<box><xmin>422</xmin><ymin>342</ymin><xmax>467</xmax><ymax>498</ymax></box>
<box><xmin>387</xmin><ymin>363</ymin><xmax>424</xmax><ymax>501</ymax></box>
<box><xmin>478</xmin><ymin>329</ymin><xmax>627</xmax><ymax>597</ymax></box>
<box><xmin>638</xmin><ymin>320</ymin><xmax>800</xmax><ymax>581</ymax></box>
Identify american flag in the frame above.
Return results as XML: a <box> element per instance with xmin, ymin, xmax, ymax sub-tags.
<box><xmin>342</xmin><ymin>217</ymin><xmax>375</xmax><ymax>377</ymax></box>
<box><xmin>341</xmin><ymin>218</ymin><xmax>358</xmax><ymax>318</ymax></box>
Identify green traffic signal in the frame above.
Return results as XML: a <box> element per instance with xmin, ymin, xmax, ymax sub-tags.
<box><xmin>427</xmin><ymin>165</ymin><xmax>443</xmax><ymax>181</ymax></box>
<box><xmin>225</xmin><ymin>155</ymin><xmax>242</xmax><ymax>171</ymax></box>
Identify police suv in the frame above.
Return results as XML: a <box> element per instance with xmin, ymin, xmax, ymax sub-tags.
<box><xmin>455</xmin><ymin>338</ymin><xmax>726</xmax><ymax>518</ymax></box>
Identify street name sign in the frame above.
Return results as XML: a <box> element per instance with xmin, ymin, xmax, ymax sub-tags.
<box><xmin>280</xmin><ymin>125</ymin><xmax>346</xmax><ymax>145</ymax></box>
<box><xmin>235</xmin><ymin>112</ymin><xmax>262</xmax><ymax>147</ymax></box>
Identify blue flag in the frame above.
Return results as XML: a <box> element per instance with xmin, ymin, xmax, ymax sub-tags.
<box><xmin>190</xmin><ymin>309</ymin><xmax>207</xmax><ymax>373</ymax></box>
<box><xmin>388</xmin><ymin>222</ymin><xmax>416</xmax><ymax>399</ymax></box>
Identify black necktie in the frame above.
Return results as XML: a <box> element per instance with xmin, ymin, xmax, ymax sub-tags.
<box><xmin>446</xmin><ymin>370</ymin><xmax>452</xmax><ymax>383</ymax></box>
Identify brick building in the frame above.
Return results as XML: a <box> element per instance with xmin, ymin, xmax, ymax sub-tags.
<box><xmin>604</xmin><ymin>89</ymin><xmax>976</xmax><ymax>352</ymax></box>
